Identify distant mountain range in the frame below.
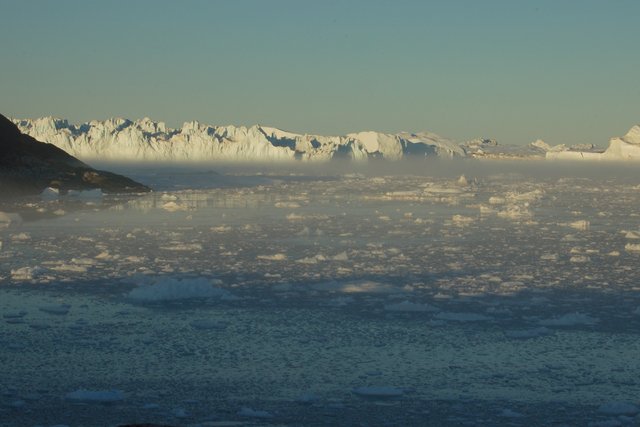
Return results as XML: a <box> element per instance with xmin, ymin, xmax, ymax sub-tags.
<box><xmin>11</xmin><ymin>117</ymin><xmax>640</xmax><ymax>162</ymax></box>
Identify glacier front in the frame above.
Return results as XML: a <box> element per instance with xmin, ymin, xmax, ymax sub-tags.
<box><xmin>12</xmin><ymin>117</ymin><xmax>466</xmax><ymax>162</ymax></box>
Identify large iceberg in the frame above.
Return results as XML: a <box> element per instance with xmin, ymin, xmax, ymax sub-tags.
<box><xmin>546</xmin><ymin>125</ymin><xmax>640</xmax><ymax>161</ymax></box>
<box><xmin>13</xmin><ymin>117</ymin><xmax>464</xmax><ymax>162</ymax></box>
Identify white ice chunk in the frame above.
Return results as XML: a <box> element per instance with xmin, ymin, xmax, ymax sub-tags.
<box><xmin>257</xmin><ymin>253</ymin><xmax>288</xmax><ymax>261</ymax></box>
<box><xmin>311</xmin><ymin>280</ymin><xmax>401</xmax><ymax>294</ymax></box>
<box><xmin>624</xmin><ymin>243</ymin><xmax>640</xmax><ymax>252</ymax></box>
<box><xmin>568</xmin><ymin>220</ymin><xmax>590</xmax><ymax>230</ymax></box>
<box><xmin>162</xmin><ymin>201</ymin><xmax>188</xmax><ymax>212</ymax></box>
<box><xmin>40</xmin><ymin>187</ymin><xmax>60</xmax><ymax>200</ymax></box>
<box><xmin>11</xmin><ymin>266</ymin><xmax>45</xmax><ymax>281</ymax></box>
<box><xmin>624</xmin><ymin>231</ymin><xmax>640</xmax><ymax>239</ymax></box>
<box><xmin>0</xmin><ymin>211</ymin><xmax>22</xmax><ymax>228</ymax></box>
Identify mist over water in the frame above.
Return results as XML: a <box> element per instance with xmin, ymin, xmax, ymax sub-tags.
<box><xmin>2</xmin><ymin>160</ymin><xmax>640</xmax><ymax>426</ymax></box>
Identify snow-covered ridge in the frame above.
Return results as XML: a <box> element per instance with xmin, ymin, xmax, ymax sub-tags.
<box><xmin>13</xmin><ymin>117</ymin><xmax>465</xmax><ymax>162</ymax></box>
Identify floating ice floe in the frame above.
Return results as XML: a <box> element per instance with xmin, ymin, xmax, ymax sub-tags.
<box><xmin>162</xmin><ymin>201</ymin><xmax>188</xmax><ymax>212</ymax></box>
<box><xmin>127</xmin><ymin>277</ymin><xmax>235</xmax><ymax>302</ymax></box>
<box><xmin>624</xmin><ymin>230</ymin><xmax>640</xmax><ymax>239</ymax></box>
<box><xmin>567</xmin><ymin>220</ymin><xmax>590</xmax><ymax>230</ymax></box>
<box><xmin>274</xmin><ymin>201</ymin><xmax>301</xmax><ymax>208</ymax></box>
<box><xmin>311</xmin><ymin>280</ymin><xmax>402</xmax><ymax>294</ymax></box>
<box><xmin>11</xmin><ymin>232</ymin><xmax>31</xmax><ymax>241</ymax></box>
<box><xmin>65</xmin><ymin>389</ymin><xmax>124</xmax><ymax>403</ymax></box>
<box><xmin>0</xmin><ymin>211</ymin><xmax>23</xmax><ymax>229</ymax></box>
<box><xmin>257</xmin><ymin>253</ymin><xmax>288</xmax><ymax>261</ymax></box>
<box><xmin>624</xmin><ymin>243</ymin><xmax>640</xmax><ymax>252</ymax></box>
<box><xmin>539</xmin><ymin>312</ymin><xmax>598</xmax><ymax>326</ymax></box>
<box><xmin>40</xmin><ymin>187</ymin><xmax>60</xmax><ymax>200</ymax></box>
<box><xmin>11</xmin><ymin>266</ymin><xmax>46</xmax><ymax>281</ymax></box>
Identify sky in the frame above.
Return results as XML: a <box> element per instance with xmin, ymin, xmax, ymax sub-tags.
<box><xmin>1</xmin><ymin>0</ymin><xmax>639</xmax><ymax>146</ymax></box>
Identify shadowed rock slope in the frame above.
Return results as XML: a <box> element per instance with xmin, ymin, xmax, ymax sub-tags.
<box><xmin>0</xmin><ymin>113</ymin><xmax>149</xmax><ymax>197</ymax></box>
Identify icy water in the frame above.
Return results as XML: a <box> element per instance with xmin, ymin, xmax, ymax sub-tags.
<box><xmin>2</xmin><ymin>162</ymin><xmax>640</xmax><ymax>427</ymax></box>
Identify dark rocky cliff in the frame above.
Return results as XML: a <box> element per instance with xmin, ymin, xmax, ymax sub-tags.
<box><xmin>0</xmin><ymin>113</ymin><xmax>149</xmax><ymax>197</ymax></box>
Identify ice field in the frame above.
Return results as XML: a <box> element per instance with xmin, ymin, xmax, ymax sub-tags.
<box><xmin>2</xmin><ymin>161</ymin><xmax>640</xmax><ymax>426</ymax></box>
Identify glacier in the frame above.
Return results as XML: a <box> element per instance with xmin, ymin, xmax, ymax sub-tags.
<box><xmin>12</xmin><ymin>117</ymin><xmax>466</xmax><ymax>162</ymax></box>
<box><xmin>14</xmin><ymin>116</ymin><xmax>639</xmax><ymax>163</ymax></box>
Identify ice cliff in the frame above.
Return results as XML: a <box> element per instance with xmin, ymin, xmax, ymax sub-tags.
<box><xmin>546</xmin><ymin>125</ymin><xmax>640</xmax><ymax>161</ymax></box>
<box><xmin>12</xmin><ymin>117</ymin><xmax>465</xmax><ymax>162</ymax></box>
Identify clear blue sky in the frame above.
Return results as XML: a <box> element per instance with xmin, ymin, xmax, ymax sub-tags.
<box><xmin>1</xmin><ymin>0</ymin><xmax>639</xmax><ymax>146</ymax></box>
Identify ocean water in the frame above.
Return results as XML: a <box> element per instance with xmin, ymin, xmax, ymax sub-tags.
<box><xmin>1</xmin><ymin>162</ymin><xmax>640</xmax><ymax>426</ymax></box>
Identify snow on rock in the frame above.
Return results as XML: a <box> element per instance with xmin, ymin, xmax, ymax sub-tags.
<box><xmin>539</xmin><ymin>312</ymin><xmax>598</xmax><ymax>326</ymax></box>
<box><xmin>64</xmin><ymin>389</ymin><xmax>125</xmax><ymax>403</ymax></box>
<box><xmin>14</xmin><ymin>117</ymin><xmax>465</xmax><ymax>162</ymax></box>
<box><xmin>127</xmin><ymin>277</ymin><xmax>234</xmax><ymax>302</ymax></box>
